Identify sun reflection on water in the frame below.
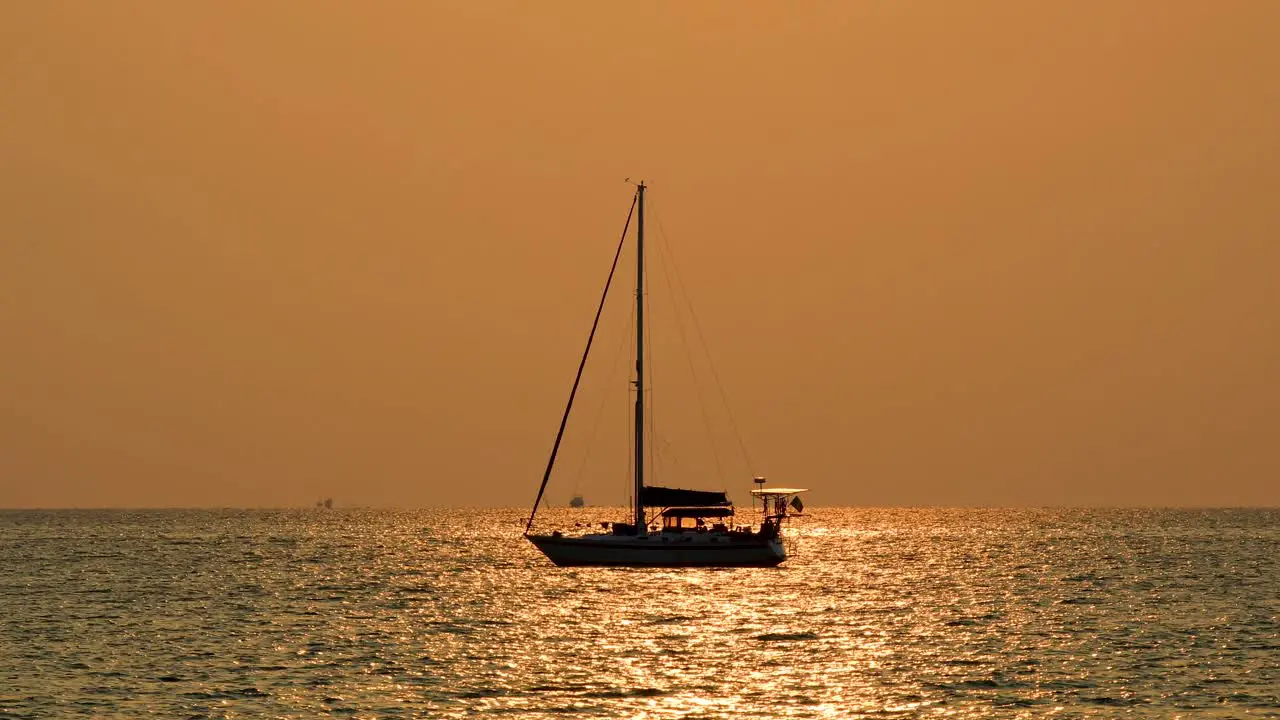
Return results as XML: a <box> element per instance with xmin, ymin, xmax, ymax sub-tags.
<box><xmin>0</xmin><ymin>507</ymin><xmax>1275</xmax><ymax>718</ymax></box>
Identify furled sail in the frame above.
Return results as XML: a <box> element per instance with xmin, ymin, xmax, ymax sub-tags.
<box><xmin>640</xmin><ymin>485</ymin><xmax>730</xmax><ymax>507</ymax></box>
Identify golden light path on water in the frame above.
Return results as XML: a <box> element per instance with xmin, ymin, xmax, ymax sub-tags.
<box><xmin>423</xmin><ymin>510</ymin><xmax>900</xmax><ymax>718</ymax></box>
<box><xmin>0</xmin><ymin>507</ymin><xmax>1276</xmax><ymax>718</ymax></box>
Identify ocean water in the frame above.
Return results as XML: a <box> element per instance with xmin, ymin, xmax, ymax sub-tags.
<box><xmin>0</xmin><ymin>508</ymin><xmax>1276</xmax><ymax>719</ymax></box>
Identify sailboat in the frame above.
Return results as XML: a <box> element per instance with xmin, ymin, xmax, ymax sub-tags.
<box><xmin>524</xmin><ymin>181</ymin><xmax>806</xmax><ymax>567</ymax></box>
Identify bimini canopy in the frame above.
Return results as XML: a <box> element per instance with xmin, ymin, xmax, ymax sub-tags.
<box><xmin>641</xmin><ymin>485</ymin><xmax>730</xmax><ymax>507</ymax></box>
<box><xmin>660</xmin><ymin>506</ymin><xmax>735</xmax><ymax>519</ymax></box>
<box><xmin>749</xmin><ymin>487</ymin><xmax>808</xmax><ymax>497</ymax></box>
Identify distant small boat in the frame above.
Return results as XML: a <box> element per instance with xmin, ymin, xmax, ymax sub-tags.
<box><xmin>569</xmin><ymin>495</ymin><xmax>585</xmax><ymax>508</ymax></box>
<box><xmin>316</xmin><ymin>498</ymin><xmax>333</xmax><ymax>509</ymax></box>
<box><xmin>524</xmin><ymin>181</ymin><xmax>806</xmax><ymax>567</ymax></box>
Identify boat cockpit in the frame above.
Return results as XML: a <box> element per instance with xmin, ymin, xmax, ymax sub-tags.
<box><xmin>659</xmin><ymin>506</ymin><xmax>735</xmax><ymax>534</ymax></box>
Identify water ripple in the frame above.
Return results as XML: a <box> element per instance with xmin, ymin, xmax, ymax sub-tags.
<box><xmin>0</xmin><ymin>507</ymin><xmax>1277</xmax><ymax>718</ymax></box>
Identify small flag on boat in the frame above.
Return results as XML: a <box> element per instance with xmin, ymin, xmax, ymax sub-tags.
<box><xmin>790</xmin><ymin>496</ymin><xmax>804</xmax><ymax>513</ymax></box>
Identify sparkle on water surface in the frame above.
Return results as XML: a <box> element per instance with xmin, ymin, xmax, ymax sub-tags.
<box><xmin>1</xmin><ymin>507</ymin><xmax>1277</xmax><ymax>718</ymax></box>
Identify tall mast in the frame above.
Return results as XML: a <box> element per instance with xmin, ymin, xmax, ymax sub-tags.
<box><xmin>633</xmin><ymin>181</ymin><xmax>646</xmax><ymax>534</ymax></box>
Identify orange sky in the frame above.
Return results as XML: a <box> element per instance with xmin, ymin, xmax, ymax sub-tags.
<box><xmin>2</xmin><ymin>2</ymin><xmax>1278</xmax><ymax>508</ymax></box>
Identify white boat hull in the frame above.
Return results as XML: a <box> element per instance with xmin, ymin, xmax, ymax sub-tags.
<box><xmin>527</xmin><ymin>532</ymin><xmax>786</xmax><ymax>567</ymax></box>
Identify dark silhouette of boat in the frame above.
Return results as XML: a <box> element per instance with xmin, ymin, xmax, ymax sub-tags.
<box><xmin>524</xmin><ymin>182</ymin><xmax>806</xmax><ymax>567</ymax></box>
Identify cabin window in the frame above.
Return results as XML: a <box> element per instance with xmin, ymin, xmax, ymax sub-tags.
<box><xmin>662</xmin><ymin>511</ymin><xmax>733</xmax><ymax>531</ymax></box>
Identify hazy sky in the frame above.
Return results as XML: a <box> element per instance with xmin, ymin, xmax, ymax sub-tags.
<box><xmin>2</xmin><ymin>2</ymin><xmax>1278</xmax><ymax>508</ymax></box>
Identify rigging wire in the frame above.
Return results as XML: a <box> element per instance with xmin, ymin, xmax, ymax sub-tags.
<box><xmin>644</xmin><ymin>231</ymin><xmax>657</xmax><ymax>490</ymax></box>
<box><xmin>568</xmin><ymin>299</ymin><xmax>634</xmax><ymax>501</ymax></box>
<box><xmin>653</xmin><ymin>223</ymin><xmax>727</xmax><ymax>486</ymax></box>
<box><xmin>649</xmin><ymin>198</ymin><xmax>757</xmax><ymax>479</ymax></box>
<box><xmin>625</xmin><ymin>292</ymin><xmax>635</xmax><ymax>516</ymax></box>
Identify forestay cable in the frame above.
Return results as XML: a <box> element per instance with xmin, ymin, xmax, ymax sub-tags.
<box><xmin>525</xmin><ymin>190</ymin><xmax>638</xmax><ymax>534</ymax></box>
